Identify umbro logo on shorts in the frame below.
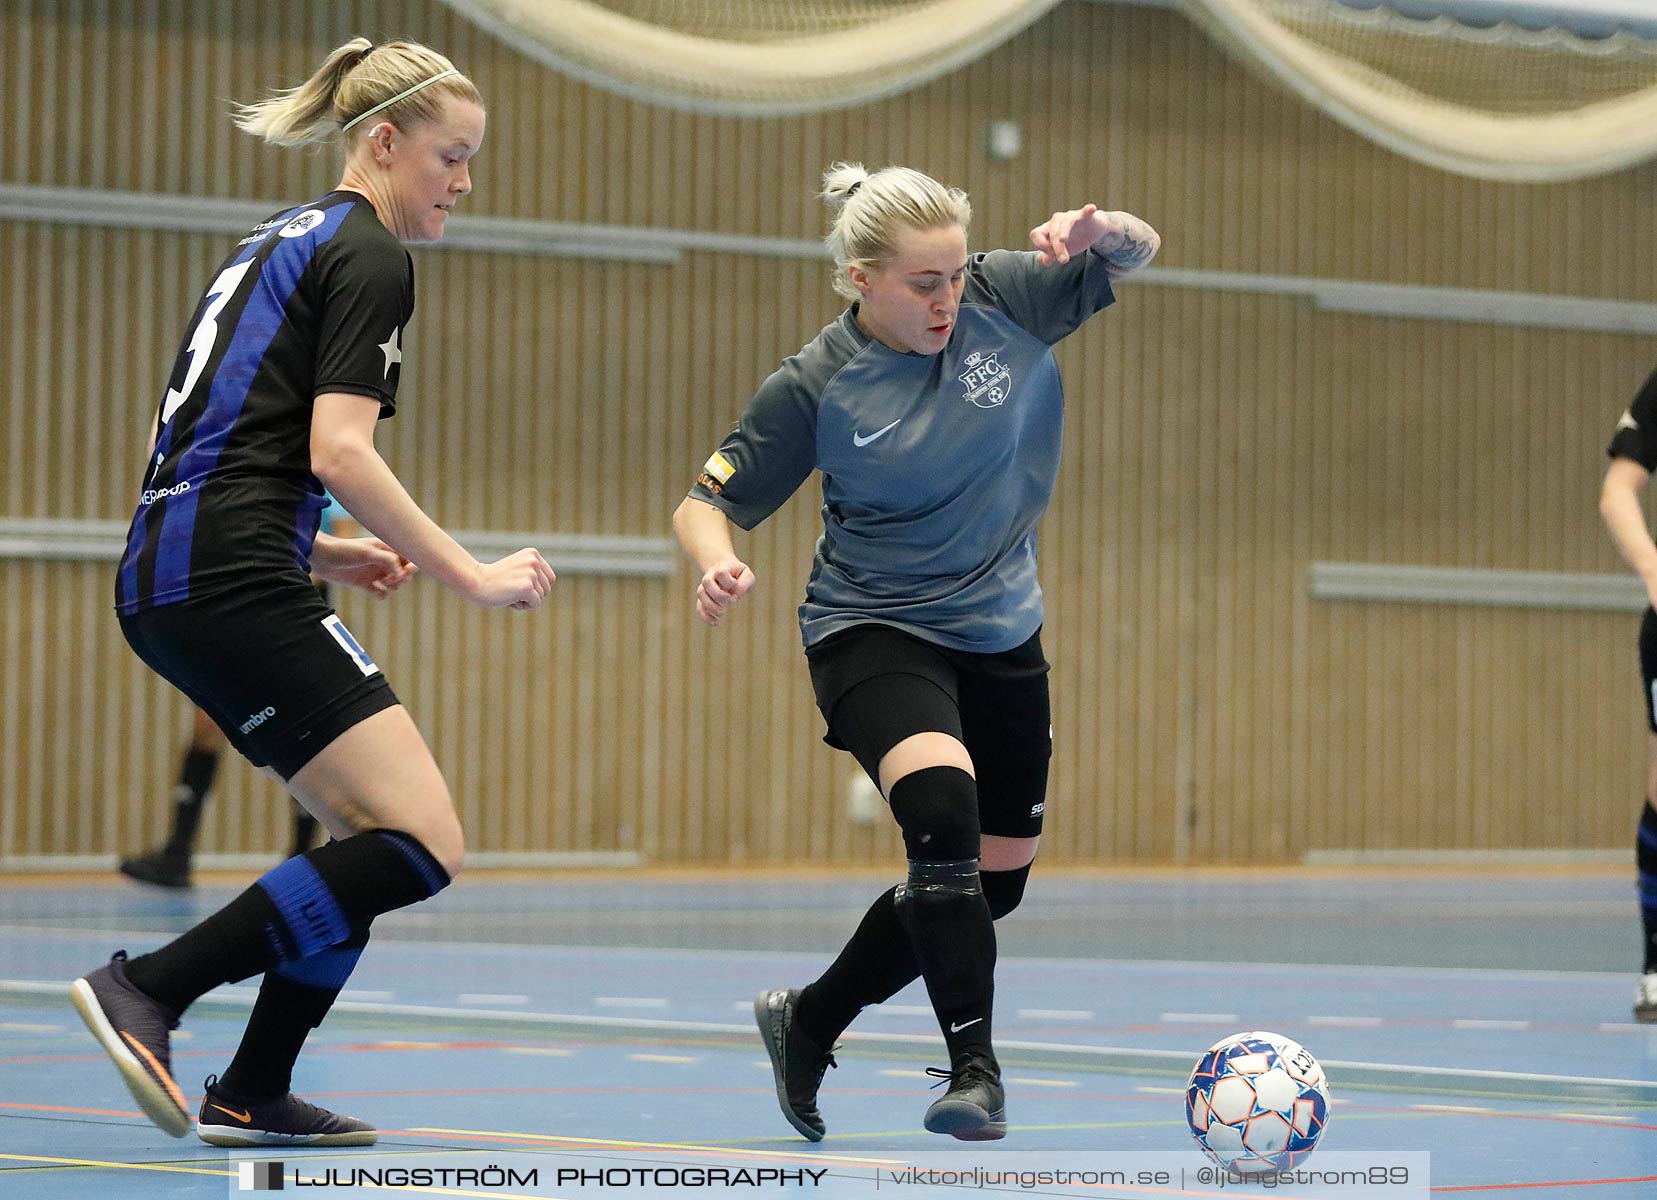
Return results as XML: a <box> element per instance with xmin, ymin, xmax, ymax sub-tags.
<box><xmin>239</xmin><ymin>706</ymin><xmax>277</xmax><ymax>735</ymax></box>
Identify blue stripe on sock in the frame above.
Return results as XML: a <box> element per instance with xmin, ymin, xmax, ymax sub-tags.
<box><xmin>256</xmin><ymin>854</ymin><xmax>351</xmax><ymax>959</ymax></box>
<box><xmin>374</xmin><ymin>829</ymin><xmax>450</xmax><ymax>897</ymax></box>
<box><xmin>274</xmin><ymin>943</ymin><xmax>364</xmax><ymax>991</ymax></box>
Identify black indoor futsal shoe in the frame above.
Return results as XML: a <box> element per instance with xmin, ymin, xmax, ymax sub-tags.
<box><xmin>923</xmin><ymin>1053</ymin><xmax>1007</xmax><ymax>1141</ymax></box>
<box><xmin>754</xmin><ymin>988</ymin><xmax>837</xmax><ymax>1141</ymax></box>
<box><xmin>70</xmin><ymin>951</ymin><xmax>191</xmax><ymax>1137</ymax></box>
<box><xmin>197</xmin><ymin>1074</ymin><xmax>378</xmax><ymax>1147</ymax></box>
<box><xmin>118</xmin><ymin>846</ymin><xmax>193</xmax><ymax>890</ymax></box>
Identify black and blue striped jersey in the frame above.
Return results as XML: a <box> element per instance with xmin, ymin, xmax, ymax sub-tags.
<box><xmin>116</xmin><ymin>191</ymin><xmax>412</xmax><ymax>615</ymax></box>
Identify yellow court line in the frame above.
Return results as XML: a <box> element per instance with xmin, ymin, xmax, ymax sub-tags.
<box><xmin>0</xmin><ymin>1153</ymin><xmax>227</xmax><ymax>1177</ymax></box>
<box><xmin>412</xmin><ymin>1126</ymin><xmax>902</xmax><ymax>1166</ymax></box>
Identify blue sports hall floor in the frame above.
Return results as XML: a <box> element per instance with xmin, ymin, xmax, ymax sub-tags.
<box><xmin>0</xmin><ymin>866</ymin><xmax>1652</xmax><ymax>1197</ymax></box>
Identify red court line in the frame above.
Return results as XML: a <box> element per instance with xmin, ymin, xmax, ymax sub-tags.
<box><xmin>1356</xmin><ymin>1102</ymin><xmax>1657</xmax><ymax>1134</ymax></box>
<box><xmin>0</xmin><ymin>1100</ymin><xmax>139</xmax><ymax>1118</ymax></box>
<box><xmin>1460</xmin><ymin>1111</ymin><xmax>1657</xmax><ymax>1133</ymax></box>
<box><xmin>1432</xmin><ymin>1175</ymin><xmax>1657</xmax><ymax>1192</ymax></box>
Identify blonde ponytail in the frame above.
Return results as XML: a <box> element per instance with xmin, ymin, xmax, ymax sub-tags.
<box><xmin>234</xmin><ymin>38</ymin><xmax>481</xmax><ymax>148</ymax></box>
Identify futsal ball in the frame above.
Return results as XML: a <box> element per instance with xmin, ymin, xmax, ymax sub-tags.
<box><xmin>1185</xmin><ymin>1030</ymin><xmax>1330</xmax><ymax>1174</ymax></box>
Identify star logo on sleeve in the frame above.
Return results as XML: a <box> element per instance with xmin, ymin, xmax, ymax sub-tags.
<box><xmin>379</xmin><ymin>326</ymin><xmax>403</xmax><ymax>378</ymax></box>
<box><xmin>1618</xmin><ymin>409</ymin><xmax>1639</xmax><ymax>432</ymax></box>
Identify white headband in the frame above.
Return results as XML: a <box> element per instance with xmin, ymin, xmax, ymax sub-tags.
<box><xmin>341</xmin><ymin>68</ymin><xmax>459</xmax><ymax>134</ymax></box>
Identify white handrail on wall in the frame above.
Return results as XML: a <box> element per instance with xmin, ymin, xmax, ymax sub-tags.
<box><xmin>0</xmin><ymin>517</ymin><xmax>678</xmax><ymax>578</ymax></box>
<box><xmin>5</xmin><ymin>183</ymin><xmax>1657</xmax><ymax>335</ymax></box>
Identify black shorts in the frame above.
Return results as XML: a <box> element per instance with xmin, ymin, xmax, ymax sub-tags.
<box><xmin>119</xmin><ymin>575</ymin><xmax>398</xmax><ymax>780</ymax></box>
<box><xmin>1641</xmin><ymin>608</ymin><xmax>1657</xmax><ymax>734</ymax></box>
<box><xmin>806</xmin><ymin>623</ymin><xmax>1051</xmax><ymax>840</ymax></box>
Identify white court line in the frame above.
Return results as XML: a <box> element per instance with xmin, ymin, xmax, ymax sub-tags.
<box><xmin>1559</xmin><ymin>1112</ymin><xmax>1634</xmax><ymax>1121</ymax></box>
<box><xmin>0</xmin><ymin>1022</ymin><xmax>62</xmax><ymax>1033</ymax></box>
<box><xmin>629</xmin><ymin>1053</ymin><xmax>698</xmax><ymax>1064</ymax></box>
<box><xmin>1008</xmin><ymin>1077</ymin><xmax>1079</xmax><ymax>1088</ymax></box>
<box><xmin>1018</xmin><ymin>1009</ymin><xmax>1094</xmax><ymax>1021</ymax></box>
<box><xmin>595</xmin><ymin>996</ymin><xmax>669</xmax><ymax>1008</ymax></box>
<box><xmin>1451</xmin><ymin>1019</ymin><xmax>1531</xmax><ymax>1030</ymax></box>
<box><xmin>0</xmin><ymin>925</ymin><xmax>1641</xmax><ymax>985</ymax></box>
<box><xmin>1307</xmin><ymin>1015</ymin><xmax>1384</xmax><ymax>1027</ymax></box>
<box><xmin>457</xmin><ymin>993</ymin><xmax>531</xmax><ymax>1006</ymax></box>
<box><xmin>1412</xmin><ymin>1104</ymin><xmax>1495</xmax><ymax>1113</ymax></box>
<box><xmin>4</xmin><ymin>977</ymin><xmax>1653</xmax><ymax>1098</ymax></box>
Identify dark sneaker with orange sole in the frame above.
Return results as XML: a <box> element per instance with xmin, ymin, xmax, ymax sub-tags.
<box><xmin>70</xmin><ymin>951</ymin><xmax>190</xmax><ymax>1137</ymax></box>
<box><xmin>197</xmin><ymin>1074</ymin><xmax>378</xmax><ymax>1147</ymax></box>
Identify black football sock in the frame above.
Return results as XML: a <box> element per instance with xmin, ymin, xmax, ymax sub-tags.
<box><xmin>1640</xmin><ymin>801</ymin><xmax>1657</xmax><ymax>973</ymax></box>
<box><xmin>163</xmin><ymin>747</ymin><xmax>220</xmax><ymax>856</ymax></box>
<box><xmin>123</xmin><ymin>829</ymin><xmax>448</xmax><ymax>1014</ymax></box>
<box><xmin>217</xmin><ymin>926</ymin><xmax>370</xmax><ymax>1100</ymax></box>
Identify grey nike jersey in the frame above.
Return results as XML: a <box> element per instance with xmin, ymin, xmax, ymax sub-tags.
<box><xmin>689</xmin><ymin>248</ymin><xmax>1116</xmax><ymax>652</ymax></box>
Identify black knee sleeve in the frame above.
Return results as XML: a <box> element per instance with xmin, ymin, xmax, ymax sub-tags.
<box><xmin>887</xmin><ymin>766</ymin><xmax>980</xmax><ymax>862</ymax></box>
<box><xmin>981</xmin><ymin>863</ymin><xmax>1031</xmax><ymax>920</ymax></box>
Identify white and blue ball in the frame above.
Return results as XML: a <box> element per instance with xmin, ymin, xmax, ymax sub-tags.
<box><xmin>1185</xmin><ymin>1030</ymin><xmax>1330</xmax><ymax>1173</ymax></box>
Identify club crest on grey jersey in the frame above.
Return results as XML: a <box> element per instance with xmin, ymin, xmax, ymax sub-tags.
<box><xmin>959</xmin><ymin>350</ymin><xmax>1011</xmax><ymax>409</ymax></box>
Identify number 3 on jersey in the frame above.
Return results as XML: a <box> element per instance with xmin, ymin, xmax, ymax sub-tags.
<box><xmin>160</xmin><ymin>259</ymin><xmax>255</xmax><ymax>427</ymax></box>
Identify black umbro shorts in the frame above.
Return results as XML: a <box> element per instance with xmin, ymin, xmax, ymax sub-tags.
<box><xmin>119</xmin><ymin>574</ymin><xmax>397</xmax><ymax>780</ymax></box>
<box><xmin>805</xmin><ymin>623</ymin><xmax>1051</xmax><ymax>840</ymax></box>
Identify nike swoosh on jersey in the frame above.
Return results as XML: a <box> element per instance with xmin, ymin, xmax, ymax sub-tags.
<box><xmin>852</xmin><ymin>419</ymin><xmax>903</xmax><ymax>448</ymax></box>
<box><xmin>949</xmin><ymin>1017</ymin><xmax>984</xmax><ymax>1033</ymax></box>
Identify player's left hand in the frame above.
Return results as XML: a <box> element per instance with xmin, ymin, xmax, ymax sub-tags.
<box><xmin>314</xmin><ymin>535</ymin><xmax>417</xmax><ymax>599</ymax></box>
<box><xmin>1030</xmin><ymin>204</ymin><xmax>1109</xmax><ymax>265</ymax></box>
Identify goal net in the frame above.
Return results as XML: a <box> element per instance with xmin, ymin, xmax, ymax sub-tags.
<box><xmin>1185</xmin><ymin>0</ymin><xmax>1657</xmax><ymax>179</ymax></box>
<box><xmin>438</xmin><ymin>0</ymin><xmax>1657</xmax><ymax>179</ymax></box>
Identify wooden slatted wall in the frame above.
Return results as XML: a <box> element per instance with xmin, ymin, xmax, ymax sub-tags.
<box><xmin>3</xmin><ymin>0</ymin><xmax>1655</xmax><ymax>863</ymax></box>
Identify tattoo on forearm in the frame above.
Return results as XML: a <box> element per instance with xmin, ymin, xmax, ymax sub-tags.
<box><xmin>1093</xmin><ymin>215</ymin><xmax>1159</xmax><ymax>275</ymax></box>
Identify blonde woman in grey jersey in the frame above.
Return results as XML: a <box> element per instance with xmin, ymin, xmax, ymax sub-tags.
<box><xmin>675</xmin><ymin>162</ymin><xmax>1159</xmax><ymax>1141</ymax></box>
